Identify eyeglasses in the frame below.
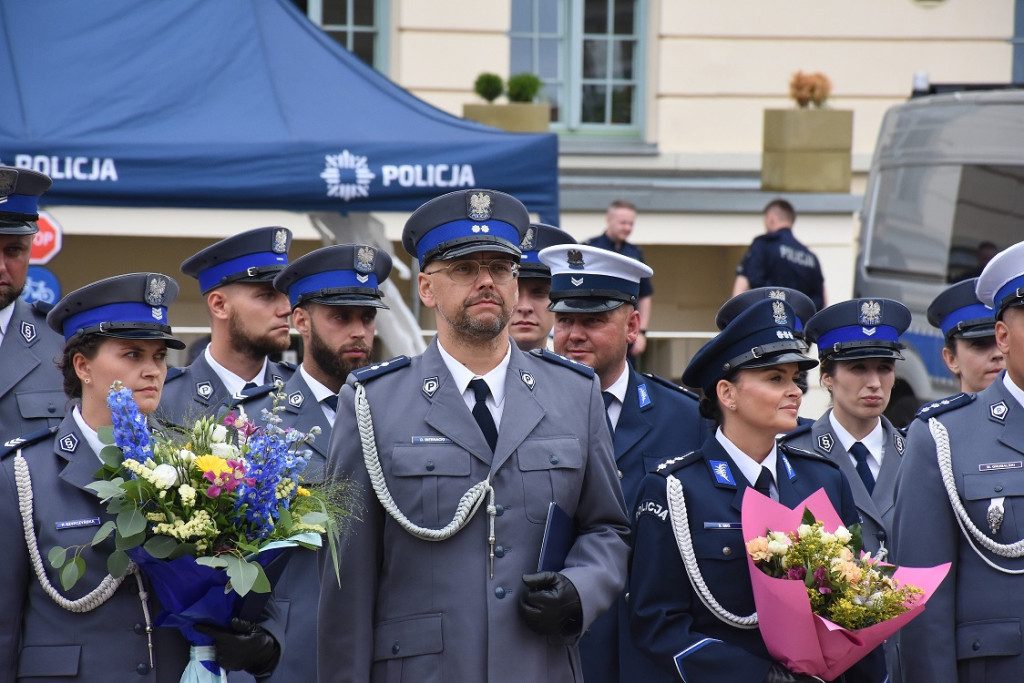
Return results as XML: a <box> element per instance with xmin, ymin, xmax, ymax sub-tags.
<box><xmin>425</xmin><ymin>259</ymin><xmax>520</xmax><ymax>284</ymax></box>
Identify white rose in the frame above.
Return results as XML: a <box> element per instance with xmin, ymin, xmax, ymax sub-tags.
<box><xmin>151</xmin><ymin>464</ymin><xmax>178</xmax><ymax>490</ymax></box>
<box><xmin>211</xmin><ymin>424</ymin><xmax>229</xmax><ymax>443</ymax></box>
<box><xmin>767</xmin><ymin>539</ymin><xmax>790</xmax><ymax>556</ymax></box>
<box><xmin>210</xmin><ymin>442</ymin><xmax>238</xmax><ymax>458</ymax></box>
<box><xmin>797</xmin><ymin>524</ymin><xmax>814</xmax><ymax>539</ymax></box>
<box><xmin>834</xmin><ymin>526</ymin><xmax>852</xmax><ymax>543</ymax></box>
<box><xmin>177</xmin><ymin>448</ymin><xmax>196</xmax><ymax>464</ymax></box>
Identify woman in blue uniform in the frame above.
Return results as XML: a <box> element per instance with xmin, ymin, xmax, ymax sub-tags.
<box><xmin>927</xmin><ymin>278</ymin><xmax>1003</xmax><ymax>394</ymax></box>
<box><xmin>629</xmin><ymin>297</ymin><xmax>859</xmax><ymax>683</ymax></box>
<box><xmin>0</xmin><ymin>273</ymin><xmax>280</xmax><ymax>681</ymax></box>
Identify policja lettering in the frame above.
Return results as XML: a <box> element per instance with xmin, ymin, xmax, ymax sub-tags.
<box><xmin>381</xmin><ymin>163</ymin><xmax>475</xmax><ymax>188</ymax></box>
<box><xmin>14</xmin><ymin>154</ymin><xmax>118</xmax><ymax>181</ymax></box>
<box><xmin>778</xmin><ymin>244</ymin><xmax>816</xmax><ymax>268</ymax></box>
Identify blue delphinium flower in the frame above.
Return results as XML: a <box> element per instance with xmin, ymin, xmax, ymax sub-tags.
<box><xmin>107</xmin><ymin>383</ymin><xmax>153</xmax><ymax>465</ymax></box>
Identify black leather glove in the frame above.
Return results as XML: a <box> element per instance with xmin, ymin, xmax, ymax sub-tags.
<box><xmin>519</xmin><ymin>571</ymin><xmax>582</xmax><ymax>638</ymax></box>
<box><xmin>195</xmin><ymin>617</ymin><xmax>280</xmax><ymax>675</ymax></box>
<box><xmin>763</xmin><ymin>662</ymin><xmax>825</xmax><ymax>683</ymax></box>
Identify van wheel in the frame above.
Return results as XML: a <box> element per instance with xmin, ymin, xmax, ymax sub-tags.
<box><xmin>885</xmin><ymin>394</ymin><xmax>921</xmax><ymax>429</ymax></box>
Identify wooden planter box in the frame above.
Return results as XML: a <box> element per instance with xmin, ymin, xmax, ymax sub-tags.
<box><xmin>462</xmin><ymin>103</ymin><xmax>551</xmax><ymax>133</ymax></box>
<box><xmin>761</xmin><ymin>108</ymin><xmax>853</xmax><ymax>193</ymax></box>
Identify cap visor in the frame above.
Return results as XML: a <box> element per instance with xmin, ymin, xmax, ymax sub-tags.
<box><xmin>743</xmin><ymin>350</ymin><xmax>819</xmax><ymax>372</ymax></box>
<box><xmin>548</xmin><ymin>298</ymin><xmax>627</xmax><ymax>313</ymax></box>
<box><xmin>517</xmin><ymin>265</ymin><xmax>551</xmax><ymax>279</ymax></box>
<box><xmin>100</xmin><ymin>330</ymin><xmax>186</xmax><ymax>350</ymax></box>
<box><xmin>434</xmin><ymin>241</ymin><xmax>521</xmax><ymax>262</ymax></box>
<box><xmin>825</xmin><ymin>347</ymin><xmax>904</xmax><ymax>362</ymax></box>
<box><xmin>304</xmin><ymin>294</ymin><xmax>389</xmax><ymax>310</ymax></box>
<box><xmin>955</xmin><ymin>324</ymin><xmax>996</xmax><ymax>340</ymax></box>
<box><xmin>0</xmin><ymin>219</ymin><xmax>38</xmax><ymax>235</ymax></box>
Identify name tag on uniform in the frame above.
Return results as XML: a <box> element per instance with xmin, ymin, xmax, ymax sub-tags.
<box><xmin>703</xmin><ymin>522</ymin><xmax>742</xmax><ymax>530</ymax></box>
<box><xmin>411</xmin><ymin>436</ymin><xmax>452</xmax><ymax>445</ymax></box>
<box><xmin>56</xmin><ymin>517</ymin><xmax>101</xmax><ymax>530</ymax></box>
<box><xmin>979</xmin><ymin>461</ymin><xmax>1023</xmax><ymax>472</ymax></box>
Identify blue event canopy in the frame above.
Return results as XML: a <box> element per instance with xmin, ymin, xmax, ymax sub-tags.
<box><xmin>0</xmin><ymin>0</ymin><xmax>559</xmax><ymax>224</ymax></box>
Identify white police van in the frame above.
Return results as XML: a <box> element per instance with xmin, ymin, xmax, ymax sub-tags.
<box><xmin>855</xmin><ymin>88</ymin><xmax>1024</xmax><ymax>425</ymax></box>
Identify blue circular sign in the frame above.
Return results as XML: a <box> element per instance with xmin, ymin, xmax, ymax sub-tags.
<box><xmin>21</xmin><ymin>266</ymin><xmax>61</xmax><ymax>305</ymax></box>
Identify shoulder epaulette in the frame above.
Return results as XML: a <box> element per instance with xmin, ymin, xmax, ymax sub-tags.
<box><xmin>352</xmin><ymin>356</ymin><xmax>411</xmax><ymax>383</ymax></box>
<box><xmin>915</xmin><ymin>392</ymin><xmax>975</xmax><ymax>421</ymax></box>
<box><xmin>1</xmin><ymin>426</ymin><xmax>58</xmax><ymax>459</ymax></box>
<box><xmin>31</xmin><ymin>300</ymin><xmax>54</xmax><ymax>315</ymax></box>
<box><xmin>778</xmin><ymin>421</ymin><xmax>813</xmax><ymax>443</ymax></box>
<box><xmin>642</xmin><ymin>373</ymin><xmax>699</xmax><ymax>402</ymax></box>
<box><xmin>779</xmin><ymin>442</ymin><xmax>840</xmax><ymax>469</ymax></box>
<box><xmin>652</xmin><ymin>450</ymin><xmax>699</xmax><ymax>476</ymax></box>
<box><xmin>164</xmin><ymin>366</ymin><xmax>187</xmax><ymax>383</ymax></box>
<box><xmin>529</xmin><ymin>348</ymin><xmax>595</xmax><ymax>378</ymax></box>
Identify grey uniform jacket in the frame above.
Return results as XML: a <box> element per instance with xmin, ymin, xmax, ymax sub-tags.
<box><xmin>893</xmin><ymin>378</ymin><xmax>1024</xmax><ymax>683</ymax></box>
<box><xmin>780</xmin><ymin>410</ymin><xmax>905</xmax><ymax>555</ymax></box>
<box><xmin>156</xmin><ymin>354</ymin><xmax>294</xmax><ymax>427</ymax></box>
<box><xmin>236</xmin><ymin>369</ymin><xmax>331</xmax><ymax>683</ymax></box>
<box><xmin>0</xmin><ymin>300</ymin><xmax>66</xmax><ymax>436</ymax></box>
<box><xmin>0</xmin><ymin>416</ymin><xmax>191</xmax><ymax>681</ymax></box>
<box><xmin>317</xmin><ymin>340</ymin><xmax>631</xmax><ymax>683</ymax></box>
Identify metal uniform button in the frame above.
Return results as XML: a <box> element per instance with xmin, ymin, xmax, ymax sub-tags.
<box><xmin>972</xmin><ymin>640</ymin><xmax>981</xmax><ymax>651</ymax></box>
<box><xmin>995</xmin><ymin>485</ymin><xmax>1004</xmax><ymax>492</ymax></box>
<box><xmin>494</xmin><ymin>504</ymin><xmax>504</xmax><ymax>516</ymax></box>
<box><xmin>392</xmin><ymin>642</ymin><xmax>400</xmax><ymax>655</ymax></box>
<box><xmin>722</xmin><ymin>546</ymin><xmax>732</xmax><ymax>556</ymax></box>
<box><xmin>136</xmin><ymin>662</ymin><xmax>151</xmax><ymax>675</ymax></box>
<box><xmin>133</xmin><ymin>623</ymin><xmax>146</xmax><ymax>635</ymax></box>
<box><xmin>48</xmin><ymin>404</ymin><xmax>57</xmax><ymax>414</ymax></box>
<box><xmin>617</xmin><ymin>469</ymin><xmax>623</xmax><ymax>479</ymax></box>
<box><xmin>494</xmin><ymin>545</ymin><xmax>506</xmax><ymax>558</ymax></box>
<box><xmin>425</xmin><ymin>461</ymin><xmax>435</xmax><ymax>472</ymax></box>
<box><xmin>550</xmin><ymin>455</ymin><xmax>559</xmax><ymax>465</ymax></box>
<box><xmin>495</xmin><ymin>586</ymin><xmax>506</xmax><ymax>599</ymax></box>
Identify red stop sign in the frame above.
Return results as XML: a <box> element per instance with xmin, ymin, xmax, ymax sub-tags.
<box><xmin>30</xmin><ymin>211</ymin><xmax>63</xmax><ymax>265</ymax></box>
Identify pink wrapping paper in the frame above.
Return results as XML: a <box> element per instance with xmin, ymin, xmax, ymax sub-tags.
<box><xmin>741</xmin><ymin>488</ymin><xmax>950</xmax><ymax>680</ymax></box>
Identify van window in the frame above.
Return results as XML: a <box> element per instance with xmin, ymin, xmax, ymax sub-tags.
<box><xmin>947</xmin><ymin>164</ymin><xmax>1024</xmax><ymax>282</ymax></box>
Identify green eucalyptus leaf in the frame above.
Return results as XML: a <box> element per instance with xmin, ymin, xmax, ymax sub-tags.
<box><xmin>197</xmin><ymin>556</ymin><xmax>229</xmax><ymax>569</ymax></box>
<box><xmin>97</xmin><ymin>425</ymin><xmax>115</xmax><ymax>445</ymax></box>
<box><xmin>107</xmin><ymin>548</ymin><xmax>130</xmax><ymax>578</ymax></box>
<box><xmin>47</xmin><ymin>546</ymin><xmax>67</xmax><ymax>568</ymax></box>
<box><xmin>115</xmin><ymin>530</ymin><xmax>146</xmax><ymax>551</ymax></box>
<box><xmin>250</xmin><ymin>565</ymin><xmax>271</xmax><ymax>594</ymax></box>
<box><xmin>86</xmin><ymin>479</ymin><xmax>127</xmax><ymax>502</ymax></box>
<box><xmin>116</xmin><ymin>508</ymin><xmax>147</xmax><ymax>537</ymax></box>
<box><xmin>300</xmin><ymin>511</ymin><xmax>328</xmax><ymax>526</ymax></box>
<box><xmin>91</xmin><ymin>521</ymin><xmax>116</xmax><ymax>546</ymax></box>
<box><xmin>99</xmin><ymin>445</ymin><xmax>124</xmax><ymax>467</ymax></box>
<box><xmin>224</xmin><ymin>555</ymin><xmax>259</xmax><ymax>596</ymax></box>
<box><xmin>168</xmin><ymin>542</ymin><xmax>197</xmax><ymax>560</ymax></box>
<box><xmin>143</xmin><ymin>535</ymin><xmax>178</xmax><ymax>559</ymax></box>
<box><xmin>60</xmin><ymin>556</ymin><xmax>85</xmax><ymax>591</ymax></box>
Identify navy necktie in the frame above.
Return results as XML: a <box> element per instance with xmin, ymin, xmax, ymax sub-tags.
<box><xmin>754</xmin><ymin>466</ymin><xmax>775</xmax><ymax>501</ymax></box>
<box><xmin>602</xmin><ymin>391</ymin><xmax>616</xmax><ymax>435</ymax></box>
<box><xmin>850</xmin><ymin>442</ymin><xmax>876</xmax><ymax>495</ymax></box>
<box><xmin>241</xmin><ymin>382</ymin><xmax>259</xmax><ymax>394</ymax></box>
<box><xmin>322</xmin><ymin>394</ymin><xmax>339</xmax><ymax>412</ymax></box>
<box><xmin>469</xmin><ymin>379</ymin><xmax>498</xmax><ymax>452</ymax></box>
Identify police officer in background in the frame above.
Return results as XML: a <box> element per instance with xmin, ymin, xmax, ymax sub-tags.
<box><xmin>540</xmin><ymin>243</ymin><xmax>704</xmax><ymax>683</ymax></box>
<box><xmin>158</xmin><ymin>227</ymin><xmax>295</xmax><ymax>425</ymax></box>
<box><xmin>629</xmin><ymin>297</ymin><xmax>858</xmax><ymax>682</ymax></box>
<box><xmin>894</xmin><ymin>241</ymin><xmax>1024</xmax><ymax>682</ymax></box>
<box><xmin>782</xmin><ymin>298</ymin><xmax>912</xmax><ymax>683</ymax></box>
<box><xmin>927</xmin><ymin>278</ymin><xmax>1004</xmax><ymax>394</ymax></box>
<box><xmin>0</xmin><ymin>167</ymin><xmax>65</xmax><ymax>435</ymax></box>
<box><xmin>241</xmin><ymin>243</ymin><xmax>392</xmax><ymax>682</ymax></box>
<box><xmin>732</xmin><ymin>199</ymin><xmax>826</xmax><ymax>310</ymax></box>
<box><xmin>318</xmin><ymin>189</ymin><xmax>630</xmax><ymax>682</ymax></box>
<box><xmin>508</xmin><ymin>223</ymin><xmax>575</xmax><ymax>352</ymax></box>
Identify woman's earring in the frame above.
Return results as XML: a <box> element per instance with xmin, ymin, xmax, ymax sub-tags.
<box><xmin>84</xmin><ymin>378</ymin><xmax>91</xmax><ymax>384</ymax></box>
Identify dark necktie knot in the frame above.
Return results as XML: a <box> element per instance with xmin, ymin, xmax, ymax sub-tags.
<box><xmin>753</xmin><ymin>466</ymin><xmax>774</xmax><ymax>500</ymax></box>
<box><xmin>470</xmin><ymin>378</ymin><xmax>490</xmax><ymax>402</ymax></box>
<box><xmin>241</xmin><ymin>382</ymin><xmax>259</xmax><ymax>393</ymax></box>
<box><xmin>850</xmin><ymin>442</ymin><xmax>876</xmax><ymax>494</ymax></box>
<box><xmin>601</xmin><ymin>391</ymin><xmax>616</xmax><ymax>435</ymax></box>
<box><xmin>469</xmin><ymin>379</ymin><xmax>498</xmax><ymax>452</ymax></box>
<box><xmin>322</xmin><ymin>394</ymin><xmax>339</xmax><ymax>412</ymax></box>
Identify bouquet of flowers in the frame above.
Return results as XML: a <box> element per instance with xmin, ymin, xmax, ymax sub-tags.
<box><xmin>741</xmin><ymin>488</ymin><xmax>949</xmax><ymax>679</ymax></box>
<box><xmin>49</xmin><ymin>381</ymin><xmax>352</xmax><ymax>681</ymax></box>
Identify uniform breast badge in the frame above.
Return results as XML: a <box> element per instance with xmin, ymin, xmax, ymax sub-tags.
<box><xmin>987</xmin><ymin>497</ymin><xmax>1005</xmax><ymax>535</ymax></box>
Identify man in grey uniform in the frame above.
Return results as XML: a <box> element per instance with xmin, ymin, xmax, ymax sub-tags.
<box><xmin>893</xmin><ymin>240</ymin><xmax>1024</xmax><ymax>682</ymax></box>
<box><xmin>243</xmin><ymin>243</ymin><xmax>392</xmax><ymax>682</ymax></box>
<box><xmin>0</xmin><ymin>167</ymin><xmax>65</xmax><ymax>439</ymax></box>
<box><xmin>158</xmin><ymin>227</ymin><xmax>295</xmax><ymax>425</ymax></box>
<box><xmin>317</xmin><ymin>189</ymin><xmax>630</xmax><ymax>682</ymax></box>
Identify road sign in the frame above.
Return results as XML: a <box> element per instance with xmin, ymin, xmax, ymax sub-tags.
<box><xmin>30</xmin><ymin>211</ymin><xmax>63</xmax><ymax>264</ymax></box>
<box><xmin>21</xmin><ymin>266</ymin><xmax>61</xmax><ymax>306</ymax></box>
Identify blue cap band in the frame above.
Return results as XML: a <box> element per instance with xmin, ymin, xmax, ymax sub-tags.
<box><xmin>63</xmin><ymin>302</ymin><xmax>168</xmax><ymax>341</ymax></box>
<box><xmin>0</xmin><ymin>193</ymin><xmax>40</xmax><ymax>216</ymax></box>
<box><xmin>288</xmin><ymin>270</ymin><xmax>380</xmax><ymax>307</ymax></box>
<box><xmin>940</xmin><ymin>303</ymin><xmax>993</xmax><ymax>337</ymax></box>
<box><xmin>817</xmin><ymin>324</ymin><xmax>900</xmax><ymax>350</ymax></box>
<box><xmin>520</xmin><ymin>250</ymin><xmax>542</xmax><ymax>264</ymax></box>
<box><xmin>415</xmin><ymin>218</ymin><xmax>520</xmax><ymax>262</ymax></box>
<box><xmin>994</xmin><ymin>273</ymin><xmax>1024</xmax><ymax>313</ymax></box>
<box><xmin>551</xmin><ymin>273</ymin><xmax>640</xmax><ymax>299</ymax></box>
<box><xmin>197</xmin><ymin>251</ymin><xmax>288</xmax><ymax>292</ymax></box>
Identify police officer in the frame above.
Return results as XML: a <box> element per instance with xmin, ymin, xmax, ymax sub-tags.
<box><xmin>540</xmin><ymin>243</ymin><xmax>705</xmax><ymax>683</ymax></box>
<box><xmin>159</xmin><ymin>227</ymin><xmax>295</xmax><ymax>424</ymax></box>
<box><xmin>732</xmin><ymin>199</ymin><xmax>826</xmax><ymax>310</ymax></box>
<box><xmin>0</xmin><ymin>167</ymin><xmax>65</xmax><ymax>437</ymax></box>
<box><xmin>242</xmin><ymin>243</ymin><xmax>392</xmax><ymax>683</ymax></box>
<box><xmin>317</xmin><ymin>189</ymin><xmax>630</xmax><ymax>682</ymax></box>
<box><xmin>0</xmin><ymin>273</ymin><xmax>282</xmax><ymax>680</ymax></box>
<box><xmin>629</xmin><ymin>297</ymin><xmax>859</xmax><ymax>683</ymax></box>
<box><xmin>893</xmin><ymin>241</ymin><xmax>1024</xmax><ymax>682</ymax></box>
<box><xmin>782</xmin><ymin>298</ymin><xmax>912</xmax><ymax>683</ymax></box>
<box><xmin>927</xmin><ymin>278</ymin><xmax>1004</xmax><ymax>394</ymax></box>
<box><xmin>509</xmin><ymin>223</ymin><xmax>575</xmax><ymax>352</ymax></box>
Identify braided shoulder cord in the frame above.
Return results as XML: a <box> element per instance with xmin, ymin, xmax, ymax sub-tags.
<box><xmin>354</xmin><ymin>383</ymin><xmax>496</xmax><ymax>546</ymax></box>
<box><xmin>930</xmin><ymin>417</ymin><xmax>1024</xmax><ymax>573</ymax></box>
<box><xmin>14</xmin><ymin>450</ymin><xmax>131</xmax><ymax>611</ymax></box>
<box><xmin>665</xmin><ymin>473</ymin><xmax>759</xmax><ymax>629</ymax></box>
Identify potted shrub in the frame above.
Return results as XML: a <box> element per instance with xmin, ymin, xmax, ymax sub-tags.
<box><xmin>761</xmin><ymin>71</ymin><xmax>853</xmax><ymax>193</ymax></box>
<box><xmin>462</xmin><ymin>72</ymin><xmax>551</xmax><ymax>133</ymax></box>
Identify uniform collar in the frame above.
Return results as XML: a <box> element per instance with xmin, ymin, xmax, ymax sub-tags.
<box><xmin>715</xmin><ymin>426</ymin><xmax>778</xmax><ymax>487</ymax></box>
<box><xmin>71</xmin><ymin>405</ymin><xmax>105</xmax><ymax>461</ymax></box>
<box><xmin>1003</xmin><ymin>372</ymin><xmax>1024</xmax><ymax>411</ymax></box>
<box><xmin>0</xmin><ymin>300</ymin><xmax>14</xmax><ymax>339</ymax></box>
<box><xmin>827</xmin><ymin>411</ymin><xmax>884</xmax><ymax>461</ymax></box>
<box><xmin>604</xmin><ymin>362</ymin><xmax>629</xmax><ymax>405</ymax></box>
<box><xmin>435</xmin><ymin>337</ymin><xmax>511</xmax><ymax>409</ymax></box>
<box><xmin>299</xmin><ymin>364</ymin><xmax>336</xmax><ymax>404</ymax></box>
<box><xmin>204</xmin><ymin>345</ymin><xmax>269</xmax><ymax>396</ymax></box>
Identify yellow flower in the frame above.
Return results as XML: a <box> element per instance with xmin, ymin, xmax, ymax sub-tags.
<box><xmin>297</xmin><ymin>487</ymin><xmax>310</xmax><ymax>497</ymax></box>
<box><xmin>194</xmin><ymin>455</ymin><xmax>232</xmax><ymax>477</ymax></box>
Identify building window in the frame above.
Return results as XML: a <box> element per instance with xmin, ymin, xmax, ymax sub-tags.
<box><xmin>510</xmin><ymin>0</ymin><xmax>642</xmax><ymax>133</ymax></box>
<box><xmin>293</xmin><ymin>0</ymin><xmax>382</xmax><ymax>69</ymax></box>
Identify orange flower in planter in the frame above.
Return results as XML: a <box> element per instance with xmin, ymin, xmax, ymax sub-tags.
<box><xmin>790</xmin><ymin>71</ymin><xmax>832</xmax><ymax>108</ymax></box>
